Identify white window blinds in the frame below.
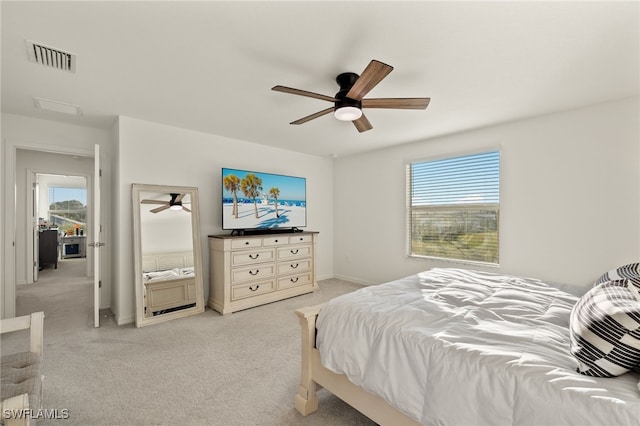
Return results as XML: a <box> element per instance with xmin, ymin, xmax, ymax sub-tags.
<box><xmin>407</xmin><ymin>150</ymin><xmax>500</xmax><ymax>264</ymax></box>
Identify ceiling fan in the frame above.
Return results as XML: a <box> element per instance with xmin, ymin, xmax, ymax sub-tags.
<box><xmin>141</xmin><ymin>193</ymin><xmax>191</xmax><ymax>213</ymax></box>
<box><xmin>272</xmin><ymin>59</ymin><xmax>430</xmax><ymax>133</ymax></box>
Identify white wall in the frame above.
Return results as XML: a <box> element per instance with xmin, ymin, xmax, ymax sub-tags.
<box><xmin>140</xmin><ymin>206</ymin><xmax>192</xmax><ymax>254</ymax></box>
<box><xmin>334</xmin><ymin>97</ymin><xmax>640</xmax><ymax>289</ymax></box>
<box><xmin>114</xmin><ymin>116</ymin><xmax>334</xmax><ymax>325</ymax></box>
<box><xmin>1</xmin><ymin>113</ymin><xmax>114</xmax><ymax>318</ymax></box>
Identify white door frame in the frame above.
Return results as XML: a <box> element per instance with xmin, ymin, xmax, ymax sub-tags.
<box><xmin>3</xmin><ymin>140</ymin><xmax>97</xmax><ymax>319</ymax></box>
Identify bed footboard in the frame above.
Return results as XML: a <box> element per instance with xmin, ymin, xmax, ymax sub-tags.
<box><xmin>294</xmin><ymin>304</ymin><xmax>420</xmax><ymax>426</ymax></box>
<box><xmin>294</xmin><ymin>304</ymin><xmax>322</xmax><ymax>415</ymax></box>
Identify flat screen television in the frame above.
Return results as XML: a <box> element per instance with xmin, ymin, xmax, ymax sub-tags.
<box><xmin>221</xmin><ymin>168</ymin><xmax>306</xmax><ymax>234</ymax></box>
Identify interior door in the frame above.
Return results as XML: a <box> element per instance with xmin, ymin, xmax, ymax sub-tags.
<box><xmin>92</xmin><ymin>144</ymin><xmax>102</xmax><ymax>328</ymax></box>
<box><xmin>32</xmin><ymin>177</ymin><xmax>39</xmax><ymax>282</ymax></box>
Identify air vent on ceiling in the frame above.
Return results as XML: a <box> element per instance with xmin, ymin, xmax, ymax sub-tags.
<box><xmin>34</xmin><ymin>97</ymin><xmax>82</xmax><ymax>116</ymax></box>
<box><xmin>26</xmin><ymin>40</ymin><xmax>76</xmax><ymax>73</ymax></box>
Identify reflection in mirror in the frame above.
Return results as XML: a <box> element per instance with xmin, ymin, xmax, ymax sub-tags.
<box><xmin>132</xmin><ymin>184</ymin><xmax>204</xmax><ymax>327</ymax></box>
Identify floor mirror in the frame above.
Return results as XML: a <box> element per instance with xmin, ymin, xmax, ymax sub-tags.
<box><xmin>132</xmin><ymin>183</ymin><xmax>204</xmax><ymax>327</ymax></box>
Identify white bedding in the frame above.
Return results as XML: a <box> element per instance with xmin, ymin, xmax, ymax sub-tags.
<box><xmin>316</xmin><ymin>268</ymin><xmax>640</xmax><ymax>425</ymax></box>
<box><xmin>143</xmin><ymin>267</ymin><xmax>194</xmax><ymax>283</ymax></box>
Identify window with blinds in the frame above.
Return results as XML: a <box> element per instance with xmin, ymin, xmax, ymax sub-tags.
<box><xmin>407</xmin><ymin>150</ymin><xmax>500</xmax><ymax>264</ymax></box>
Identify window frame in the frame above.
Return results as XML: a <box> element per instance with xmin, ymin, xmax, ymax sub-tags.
<box><xmin>405</xmin><ymin>148</ymin><xmax>501</xmax><ymax>267</ymax></box>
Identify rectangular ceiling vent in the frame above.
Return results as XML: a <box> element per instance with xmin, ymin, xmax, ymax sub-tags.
<box><xmin>26</xmin><ymin>40</ymin><xmax>76</xmax><ymax>73</ymax></box>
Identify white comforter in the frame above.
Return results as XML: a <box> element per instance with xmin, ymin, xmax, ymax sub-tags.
<box><xmin>143</xmin><ymin>267</ymin><xmax>195</xmax><ymax>283</ymax></box>
<box><xmin>316</xmin><ymin>268</ymin><xmax>640</xmax><ymax>425</ymax></box>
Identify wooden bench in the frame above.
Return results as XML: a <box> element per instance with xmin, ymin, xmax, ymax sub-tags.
<box><xmin>0</xmin><ymin>312</ymin><xmax>44</xmax><ymax>426</ymax></box>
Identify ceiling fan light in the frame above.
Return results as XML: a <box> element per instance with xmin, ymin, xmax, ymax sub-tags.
<box><xmin>334</xmin><ymin>106</ymin><xmax>362</xmax><ymax>121</ymax></box>
<box><xmin>169</xmin><ymin>204</ymin><xmax>182</xmax><ymax>211</ymax></box>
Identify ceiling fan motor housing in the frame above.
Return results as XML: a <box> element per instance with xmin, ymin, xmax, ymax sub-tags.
<box><xmin>169</xmin><ymin>193</ymin><xmax>182</xmax><ymax>207</ymax></box>
<box><xmin>334</xmin><ymin>72</ymin><xmax>361</xmax><ymax>111</ymax></box>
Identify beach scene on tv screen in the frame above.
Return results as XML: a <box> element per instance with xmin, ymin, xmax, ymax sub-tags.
<box><xmin>222</xmin><ymin>169</ymin><xmax>306</xmax><ymax>229</ymax></box>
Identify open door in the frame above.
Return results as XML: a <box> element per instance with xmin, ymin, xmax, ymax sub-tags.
<box><xmin>91</xmin><ymin>144</ymin><xmax>103</xmax><ymax>327</ymax></box>
<box><xmin>32</xmin><ymin>177</ymin><xmax>39</xmax><ymax>282</ymax></box>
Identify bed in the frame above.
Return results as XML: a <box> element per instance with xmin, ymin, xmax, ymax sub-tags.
<box><xmin>142</xmin><ymin>252</ymin><xmax>196</xmax><ymax>317</ymax></box>
<box><xmin>295</xmin><ymin>267</ymin><xmax>640</xmax><ymax>425</ymax></box>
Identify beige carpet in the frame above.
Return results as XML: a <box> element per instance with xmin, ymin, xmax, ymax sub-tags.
<box><xmin>2</xmin><ymin>258</ymin><xmax>376</xmax><ymax>426</ymax></box>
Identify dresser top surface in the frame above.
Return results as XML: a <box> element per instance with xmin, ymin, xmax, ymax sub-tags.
<box><xmin>209</xmin><ymin>231</ymin><xmax>317</xmax><ymax>240</ymax></box>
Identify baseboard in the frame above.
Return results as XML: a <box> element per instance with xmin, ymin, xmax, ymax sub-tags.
<box><xmin>115</xmin><ymin>313</ymin><xmax>135</xmax><ymax>326</ymax></box>
<box><xmin>331</xmin><ymin>274</ymin><xmax>376</xmax><ymax>286</ymax></box>
<box><xmin>316</xmin><ymin>273</ymin><xmax>333</xmax><ymax>281</ymax></box>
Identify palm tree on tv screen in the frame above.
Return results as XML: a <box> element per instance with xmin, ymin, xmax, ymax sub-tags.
<box><xmin>223</xmin><ymin>174</ymin><xmax>241</xmax><ymax>218</ymax></box>
<box><xmin>241</xmin><ymin>174</ymin><xmax>263</xmax><ymax>219</ymax></box>
<box><xmin>269</xmin><ymin>187</ymin><xmax>280</xmax><ymax>218</ymax></box>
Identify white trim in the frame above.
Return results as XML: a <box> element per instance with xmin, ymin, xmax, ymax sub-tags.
<box><xmin>332</xmin><ymin>274</ymin><xmax>376</xmax><ymax>286</ymax></box>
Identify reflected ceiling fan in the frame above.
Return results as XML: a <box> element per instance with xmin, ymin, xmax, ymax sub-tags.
<box><xmin>141</xmin><ymin>193</ymin><xmax>191</xmax><ymax>213</ymax></box>
<box><xmin>272</xmin><ymin>59</ymin><xmax>430</xmax><ymax>132</ymax></box>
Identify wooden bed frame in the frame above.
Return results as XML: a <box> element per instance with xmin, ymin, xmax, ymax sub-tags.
<box><xmin>295</xmin><ymin>304</ymin><xmax>420</xmax><ymax>426</ymax></box>
<box><xmin>142</xmin><ymin>251</ymin><xmax>197</xmax><ymax>318</ymax></box>
<box><xmin>142</xmin><ymin>251</ymin><xmax>194</xmax><ymax>273</ymax></box>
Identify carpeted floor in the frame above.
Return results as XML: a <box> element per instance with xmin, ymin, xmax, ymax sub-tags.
<box><xmin>2</xmin><ymin>258</ymin><xmax>376</xmax><ymax>426</ymax></box>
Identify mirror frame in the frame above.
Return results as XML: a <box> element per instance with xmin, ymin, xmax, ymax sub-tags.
<box><xmin>132</xmin><ymin>183</ymin><xmax>204</xmax><ymax>327</ymax></box>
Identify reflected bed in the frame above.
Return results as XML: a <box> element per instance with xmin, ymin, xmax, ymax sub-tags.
<box><xmin>142</xmin><ymin>251</ymin><xmax>197</xmax><ymax>317</ymax></box>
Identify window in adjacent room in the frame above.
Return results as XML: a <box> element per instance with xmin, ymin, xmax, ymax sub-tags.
<box><xmin>48</xmin><ymin>186</ymin><xmax>87</xmax><ymax>235</ymax></box>
<box><xmin>407</xmin><ymin>150</ymin><xmax>500</xmax><ymax>265</ymax></box>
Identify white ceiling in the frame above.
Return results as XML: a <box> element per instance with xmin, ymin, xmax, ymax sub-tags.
<box><xmin>2</xmin><ymin>1</ymin><xmax>638</xmax><ymax>158</ymax></box>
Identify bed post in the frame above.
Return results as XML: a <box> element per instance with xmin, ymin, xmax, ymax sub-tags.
<box><xmin>294</xmin><ymin>304</ymin><xmax>323</xmax><ymax>416</ymax></box>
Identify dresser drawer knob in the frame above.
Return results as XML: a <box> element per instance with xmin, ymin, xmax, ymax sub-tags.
<box><xmin>290</xmin><ymin>249</ymin><xmax>299</xmax><ymax>254</ymax></box>
<box><xmin>249</xmin><ymin>269</ymin><xmax>259</xmax><ymax>276</ymax></box>
<box><xmin>245</xmin><ymin>241</ymin><xmax>250</xmax><ymax>245</ymax></box>
<box><xmin>291</xmin><ymin>263</ymin><xmax>299</xmax><ymax>269</ymax></box>
<box><xmin>249</xmin><ymin>285</ymin><xmax>260</xmax><ymax>292</ymax></box>
<box><xmin>249</xmin><ymin>253</ymin><xmax>259</xmax><ymax>259</ymax></box>
<box><xmin>275</xmin><ymin>239</ymin><xmax>278</xmax><ymax>243</ymax></box>
<box><xmin>290</xmin><ymin>277</ymin><xmax>299</xmax><ymax>283</ymax></box>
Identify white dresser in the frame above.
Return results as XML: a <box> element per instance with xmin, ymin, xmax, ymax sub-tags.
<box><xmin>208</xmin><ymin>232</ymin><xmax>319</xmax><ymax>315</ymax></box>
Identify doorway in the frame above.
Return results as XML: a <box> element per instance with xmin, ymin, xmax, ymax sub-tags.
<box><xmin>33</xmin><ymin>173</ymin><xmax>89</xmax><ymax>280</ymax></box>
<box><xmin>14</xmin><ymin>149</ymin><xmax>97</xmax><ymax>326</ymax></box>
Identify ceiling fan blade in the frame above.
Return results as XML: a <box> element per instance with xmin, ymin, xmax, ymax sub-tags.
<box><xmin>272</xmin><ymin>85</ymin><xmax>336</xmax><ymax>102</ymax></box>
<box><xmin>353</xmin><ymin>114</ymin><xmax>373</xmax><ymax>133</ymax></box>
<box><xmin>182</xmin><ymin>206</ymin><xmax>191</xmax><ymax>213</ymax></box>
<box><xmin>175</xmin><ymin>193</ymin><xmax>185</xmax><ymax>203</ymax></box>
<box><xmin>362</xmin><ymin>98</ymin><xmax>430</xmax><ymax>110</ymax></box>
<box><xmin>141</xmin><ymin>200</ymin><xmax>167</xmax><ymax>205</ymax></box>
<box><xmin>346</xmin><ymin>60</ymin><xmax>393</xmax><ymax>100</ymax></box>
<box><xmin>150</xmin><ymin>205</ymin><xmax>170</xmax><ymax>214</ymax></box>
<box><xmin>290</xmin><ymin>107</ymin><xmax>334</xmax><ymax>125</ymax></box>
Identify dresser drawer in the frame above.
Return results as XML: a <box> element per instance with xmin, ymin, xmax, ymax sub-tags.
<box><xmin>231</xmin><ymin>238</ymin><xmax>262</xmax><ymax>249</ymax></box>
<box><xmin>231</xmin><ymin>264</ymin><xmax>276</xmax><ymax>284</ymax></box>
<box><xmin>231</xmin><ymin>280</ymin><xmax>275</xmax><ymax>300</ymax></box>
<box><xmin>277</xmin><ymin>245</ymin><xmax>312</xmax><ymax>260</ymax></box>
<box><xmin>263</xmin><ymin>236</ymin><xmax>290</xmax><ymax>246</ymax></box>
<box><xmin>289</xmin><ymin>234</ymin><xmax>313</xmax><ymax>244</ymax></box>
<box><xmin>277</xmin><ymin>272</ymin><xmax>313</xmax><ymax>290</ymax></box>
<box><xmin>231</xmin><ymin>248</ymin><xmax>275</xmax><ymax>266</ymax></box>
<box><xmin>277</xmin><ymin>259</ymin><xmax>312</xmax><ymax>275</ymax></box>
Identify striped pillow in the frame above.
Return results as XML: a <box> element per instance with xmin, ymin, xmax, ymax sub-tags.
<box><xmin>595</xmin><ymin>263</ymin><xmax>640</xmax><ymax>287</ymax></box>
<box><xmin>569</xmin><ymin>279</ymin><xmax>640</xmax><ymax>377</ymax></box>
